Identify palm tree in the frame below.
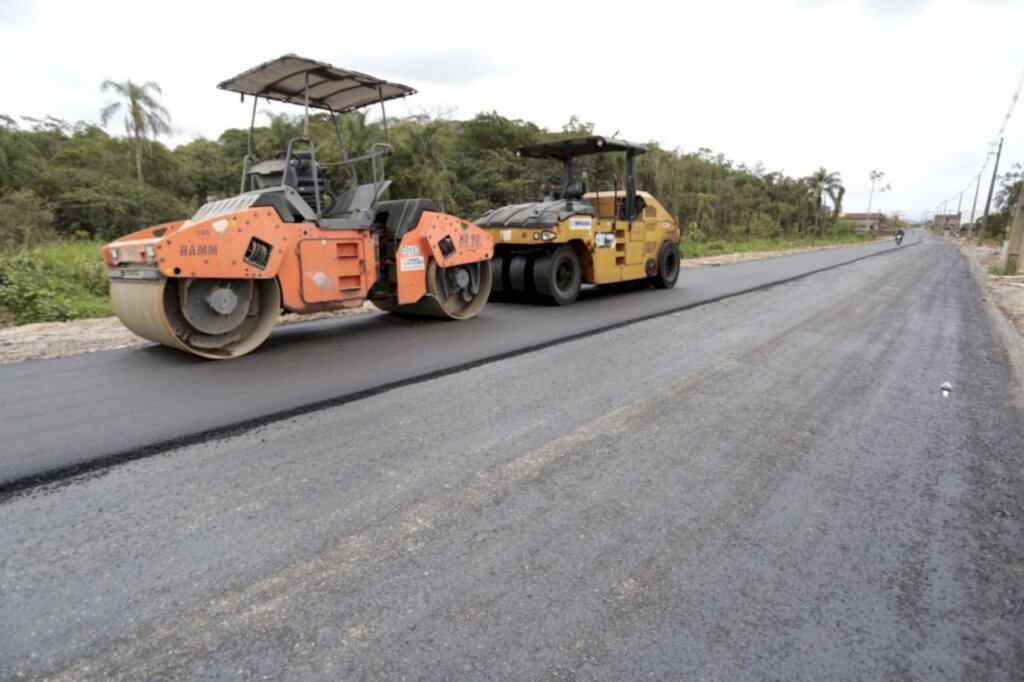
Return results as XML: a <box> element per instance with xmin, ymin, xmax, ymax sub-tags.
<box><xmin>805</xmin><ymin>167</ymin><xmax>843</xmax><ymax>233</ymax></box>
<box><xmin>829</xmin><ymin>185</ymin><xmax>846</xmax><ymax>220</ymax></box>
<box><xmin>99</xmin><ymin>80</ymin><xmax>171</xmax><ymax>183</ymax></box>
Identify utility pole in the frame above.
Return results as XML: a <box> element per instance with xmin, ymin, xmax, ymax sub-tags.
<box><xmin>1006</xmin><ymin>185</ymin><xmax>1024</xmax><ymax>274</ymax></box>
<box><xmin>955</xmin><ymin>190</ymin><xmax>963</xmax><ymax>234</ymax></box>
<box><xmin>979</xmin><ymin>136</ymin><xmax>1004</xmax><ymax>242</ymax></box>
<box><xmin>968</xmin><ymin>173</ymin><xmax>981</xmax><ymax>238</ymax></box>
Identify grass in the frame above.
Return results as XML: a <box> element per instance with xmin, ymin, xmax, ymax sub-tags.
<box><xmin>0</xmin><ymin>240</ymin><xmax>111</xmax><ymax>326</ymax></box>
<box><xmin>678</xmin><ymin>233</ymin><xmax>876</xmax><ymax>259</ymax></box>
<box><xmin>985</xmin><ymin>262</ymin><xmax>1024</xmax><ymax>277</ymax></box>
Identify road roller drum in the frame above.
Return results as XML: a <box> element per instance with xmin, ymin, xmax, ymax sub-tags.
<box><xmin>110</xmin><ymin>277</ymin><xmax>281</xmax><ymax>359</ymax></box>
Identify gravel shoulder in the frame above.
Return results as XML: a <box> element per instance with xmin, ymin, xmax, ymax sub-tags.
<box><xmin>0</xmin><ymin>302</ymin><xmax>378</xmax><ymax>365</ymax></box>
<box><xmin>962</xmin><ymin>243</ymin><xmax>1024</xmax><ymax>335</ymax></box>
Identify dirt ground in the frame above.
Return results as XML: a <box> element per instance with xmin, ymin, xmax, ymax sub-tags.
<box><xmin>2</xmin><ymin>239</ymin><xmax>1021</xmax><ymax>365</ymax></box>
<box><xmin>961</xmin><ymin>242</ymin><xmax>1024</xmax><ymax>336</ymax></box>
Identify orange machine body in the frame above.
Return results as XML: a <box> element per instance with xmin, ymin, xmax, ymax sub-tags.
<box><xmin>101</xmin><ymin>54</ymin><xmax>495</xmax><ymax>360</ymax></box>
<box><xmin>103</xmin><ymin>206</ymin><xmax>493</xmax><ymax>314</ymax></box>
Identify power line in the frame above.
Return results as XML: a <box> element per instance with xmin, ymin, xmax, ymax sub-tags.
<box><xmin>995</xmin><ymin>66</ymin><xmax>1024</xmax><ymax>141</ymax></box>
<box><xmin>936</xmin><ymin>65</ymin><xmax>1024</xmax><ymax>222</ymax></box>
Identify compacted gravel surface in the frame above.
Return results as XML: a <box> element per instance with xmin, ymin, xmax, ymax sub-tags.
<box><xmin>1</xmin><ymin>237</ymin><xmax>1022</xmax><ymax>678</ymax></box>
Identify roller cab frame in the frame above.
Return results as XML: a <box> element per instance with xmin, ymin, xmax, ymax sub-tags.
<box><xmin>103</xmin><ymin>55</ymin><xmax>493</xmax><ymax>359</ymax></box>
<box><xmin>475</xmin><ymin>136</ymin><xmax>681</xmax><ymax>305</ymax></box>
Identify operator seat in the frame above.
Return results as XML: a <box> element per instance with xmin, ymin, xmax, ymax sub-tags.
<box><xmin>289</xmin><ymin>152</ymin><xmax>331</xmax><ymax>207</ymax></box>
<box><xmin>373</xmin><ymin>198</ymin><xmax>439</xmax><ymax>242</ymax></box>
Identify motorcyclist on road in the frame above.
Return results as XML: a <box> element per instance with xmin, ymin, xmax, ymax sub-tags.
<box><xmin>895</xmin><ymin>228</ymin><xmax>905</xmax><ymax>244</ymax></box>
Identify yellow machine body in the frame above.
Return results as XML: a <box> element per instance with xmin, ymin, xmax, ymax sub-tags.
<box><xmin>477</xmin><ymin>136</ymin><xmax>682</xmax><ymax>304</ymax></box>
<box><xmin>488</xmin><ymin>191</ymin><xmax>679</xmax><ymax>284</ymax></box>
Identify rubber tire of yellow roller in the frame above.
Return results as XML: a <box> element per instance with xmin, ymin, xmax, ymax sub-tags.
<box><xmin>110</xmin><ymin>278</ymin><xmax>281</xmax><ymax>359</ymax></box>
<box><xmin>651</xmin><ymin>241</ymin><xmax>680</xmax><ymax>289</ymax></box>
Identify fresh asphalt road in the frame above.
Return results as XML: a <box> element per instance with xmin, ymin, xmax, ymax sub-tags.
<box><xmin>1</xmin><ymin>236</ymin><xmax>1022</xmax><ymax>678</ymax></box>
<box><xmin>0</xmin><ymin>237</ymin><xmax>906</xmax><ymax>488</ymax></box>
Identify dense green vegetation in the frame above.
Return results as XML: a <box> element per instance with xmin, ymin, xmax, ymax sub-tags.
<box><xmin>0</xmin><ymin>85</ymin><xmax>914</xmax><ymax>325</ymax></box>
<box><xmin>0</xmin><ymin>240</ymin><xmax>109</xmax><ymax>324</ymax></box>
<box><xmin>0</xmin><ymin>108</ymin><xmax>865</xmax><ymax>245</ymax></box>
<box><xmin>973</xmin><ymin>162</ymin><xmax>1023</xmax><ymax>240</ymax></box>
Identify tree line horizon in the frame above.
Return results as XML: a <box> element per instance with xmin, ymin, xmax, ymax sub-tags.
<box><xmin>4</xmin><ymin>78</ymin><xmax>1019</xmax><ymax>248</ymax></box>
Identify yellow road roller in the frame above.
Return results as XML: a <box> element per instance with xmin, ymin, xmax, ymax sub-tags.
<box><xmin>475</xmin><ymin>136</ymin><xmax>681</xmax><ymax>304</ymax></box>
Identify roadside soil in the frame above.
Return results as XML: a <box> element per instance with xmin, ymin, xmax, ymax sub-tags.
<box><xmin>960</xmin><ymin>242</ymin><xmax>1024</xmax><ymax>335</ymax></box>
<box><xmin>3</xmin><ymin>238</ymin><xmax>1020</xmax><ymax>365</ymax></box>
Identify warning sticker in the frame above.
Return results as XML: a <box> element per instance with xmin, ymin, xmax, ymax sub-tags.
<box><xmin>595</xmin><ymin>232</ymin><xmax>616</xmax><ymax>248</ymax></box>
<box><xmin>570</xmin><ymin>217</ymin><xmax>593</xmax><ymax>231</ymax></box>
<box><xmin>401</xmin><ymin>245</ymin><xmax>421</xmax><ymax>257</ymax></box>
<box><xmin>400</xmin><ymin>256</ymin><xmax>425</xmax><ymax>271</ymax></box>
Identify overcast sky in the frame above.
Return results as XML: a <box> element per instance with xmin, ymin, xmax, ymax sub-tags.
<box><xmin>1</xmin><ymin>0</ymin><xmax>1022</xmax><ymax>221</ymax></box>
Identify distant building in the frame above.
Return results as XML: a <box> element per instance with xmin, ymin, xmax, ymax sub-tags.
<box><xmin>841</xmin><ymin>212</ymin><xmax>885</xmax><ymax>231</ymax></box>
<box><xmin>933</xmin><ymin>213</ymin><xmax>961</xmax><ymax>230</ymax></box>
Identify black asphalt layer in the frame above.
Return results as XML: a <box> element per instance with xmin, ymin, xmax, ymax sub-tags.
<box><xmin>1</xmin><ymin>237</ymin><xmax>1020</xmax><ymax>678</ymax></box>
<box><xmin>0</xmin><ymin>239</ymin><xmax>908</xmax><ymax>489</ymax></box>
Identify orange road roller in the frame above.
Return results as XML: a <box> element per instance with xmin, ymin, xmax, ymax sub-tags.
<box><xmin>103</xmin><ymin>55</ymin><xmax>493</xmax><ymax>359</ymax></box>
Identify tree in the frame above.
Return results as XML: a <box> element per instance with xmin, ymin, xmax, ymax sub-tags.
<box><xmin>0</xmin><ymin>188</ymin><xmax>54</xmax><ymax>246</ymax></box>
<box><xmin>867</xmin><ymin>169</ymin><xmax>889</xmax><ymax>230</ymax></box>
<box><xmin>829</xmin><ymin>184</ymin><xmax>846</xmax><ymax>219</ymax></box>
<box><xmin>996</xmin><ymin>163</ymin><xmax>1023</xmax><ymax>211</ymax></box>
<box><xmin>172</xmin><ymin>137</ymin><xmax>237</xmax><ymax>203</ymax></box>
<box><xmin>805</xmin><ymin>167</ymin><xmax>843</xmax><ymax>233</ymax></box>
<box><xmin>386</xmin><ymin>117</ymin><xmax>459</xmax><ymax>213</ymax></box>
<box><xmin>99</xmin><ymin>80</ymin><xmax>171</xmax><ymax>183</ymax></box>
<box><xmin>258</xmin><ymin>111</ymin><xmax>302</xmax><ymax>158</ymax></box>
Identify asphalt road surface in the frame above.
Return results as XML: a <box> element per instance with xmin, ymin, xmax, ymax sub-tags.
<box><xmin>0</xmin><ymin>237</ymin><xmax>904</xmax><ymax>489</ymax></box>
<box><xmin>2</xmin><ymin>236</ymin><xmax>1022</xmax><ymax>678</ymax></box>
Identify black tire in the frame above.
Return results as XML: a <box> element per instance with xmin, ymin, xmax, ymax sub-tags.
<box><xmin>509</xmin><ymin>254</ymin><xmax>530</xmax><ymax>294</ymax></box>
<box><xmin>534</xmin><ymin>245</ymin><xmax>581</xmax><ymax>305</ymax></box>
<box><xmin>489</xmin><ymin>254</ymin><xmax>505</xmax><ymax>294</ymax></box>
<box><xmin>652</xmin><ymin>242</ymin><xmax>680</xmax><ymax>289</ymax></box>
